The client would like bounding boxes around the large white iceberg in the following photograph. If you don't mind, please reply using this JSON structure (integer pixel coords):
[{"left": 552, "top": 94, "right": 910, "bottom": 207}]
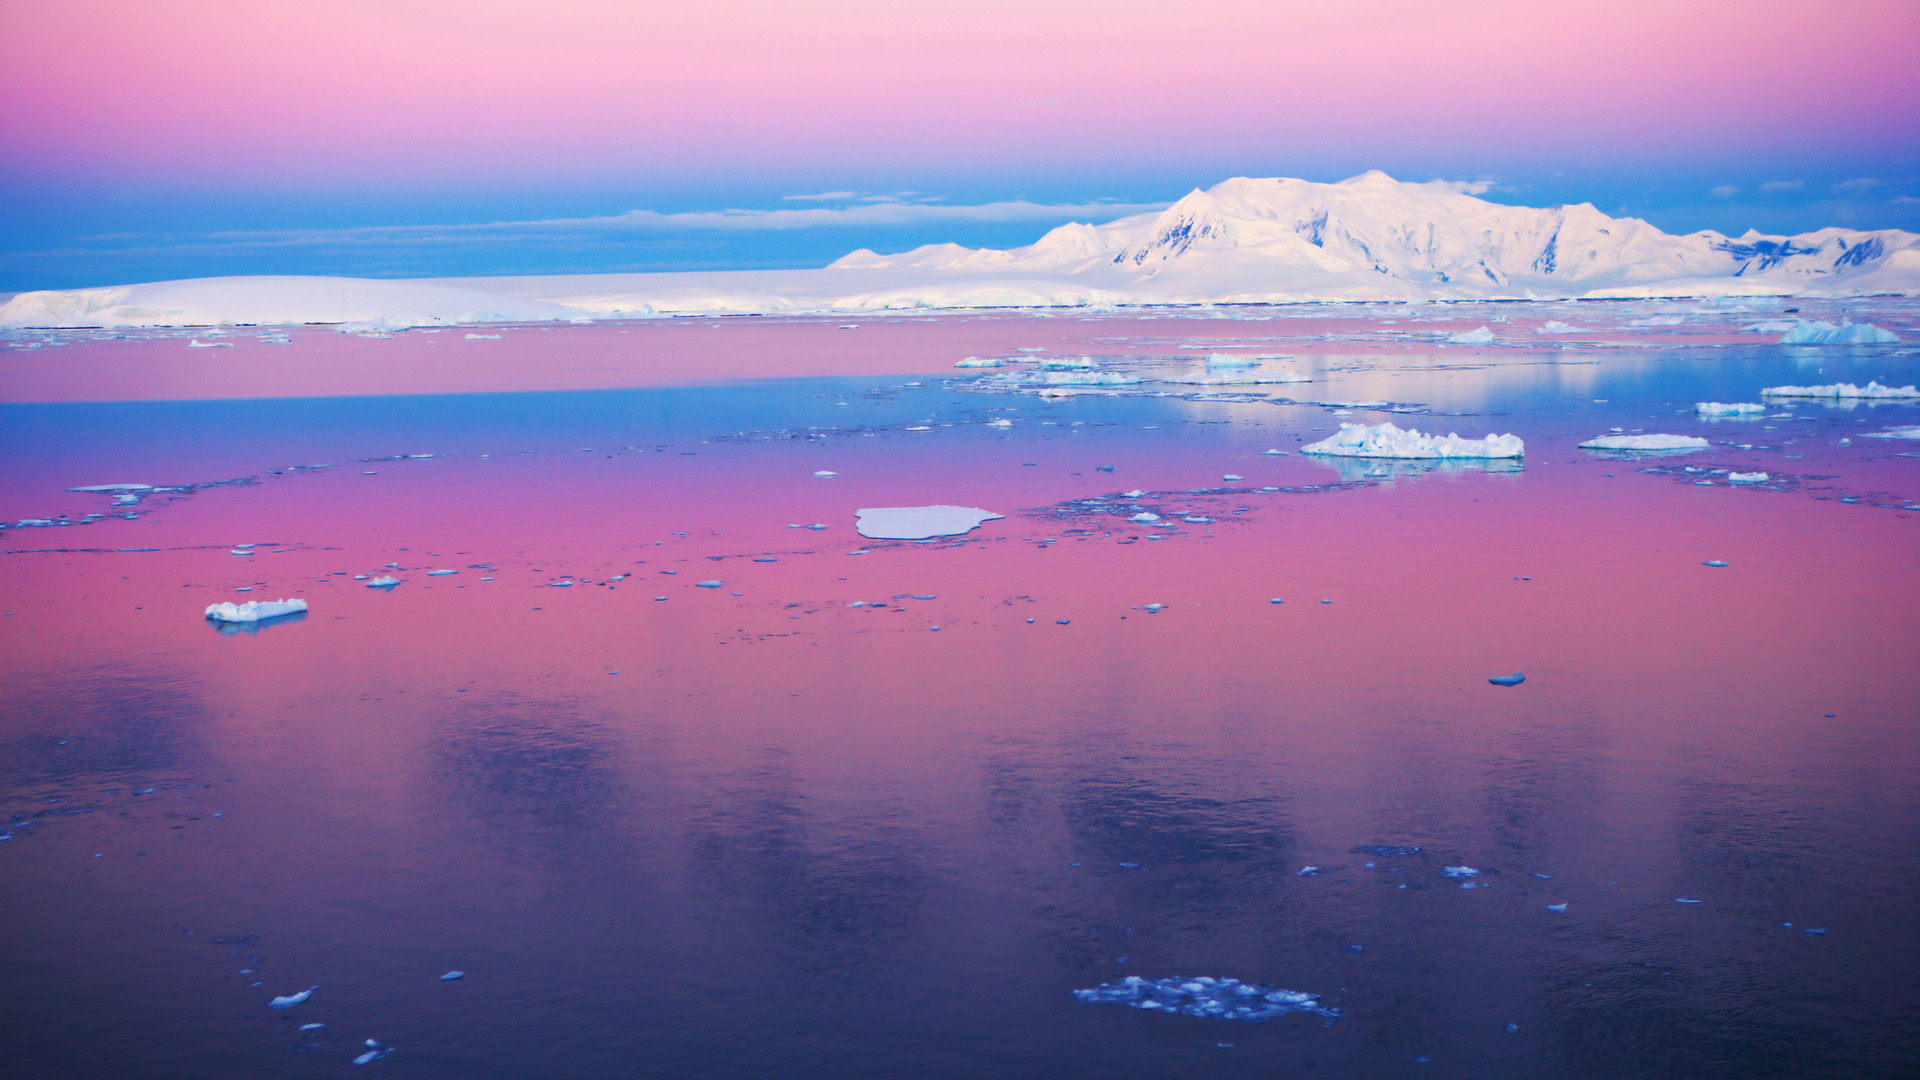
[
  {"left": 206, "top": 598, "right": 308, "bottom": 622},
  {"left": 1760, "top": 381, "right": 1920, "bottom": 399},
  {"left": 1578, "top": 434, "right": 1710, "bottom": 450},
  {"left": 1694, "top": 402, "right": 1767, "bottom": 416},
  {"left": 1776, "top": 319, "right": 1901, "bottom": 345},
  {"left": 855, "top": 505, "right": 1004, "bottom": 539},
  {"left": 1301, "top": 421, "right": 1523, "bottom": 459}
]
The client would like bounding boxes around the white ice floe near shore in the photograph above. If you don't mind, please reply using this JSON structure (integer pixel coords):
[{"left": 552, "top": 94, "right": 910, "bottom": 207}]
[
  {"left": 1760, "top": 381, "right": 1920, "bottom": 399},
  {"left": 7, "top": 173, "right": 1918, "bottom": 327},
  {"left": 1073, "top": 976, "right": 1338, "bottom": 1022},
  {"left": 1301, "top": 422, "right": 1523, "bottom": 459},
  {"left": 1775, "top": 319, "right": 1901, "bottom": 345},
  {"left": 1695, "top": 402, "right": 1767, "bottom": 416},
  {"left": 1579, "top": 433, "right": 1710, "bottom": 450},
  {"left": 205, "top": 599, "right": 308, "bottom": 623},
  {"left": 855, "top": 505, "right": 1004, "bottom": 539}
]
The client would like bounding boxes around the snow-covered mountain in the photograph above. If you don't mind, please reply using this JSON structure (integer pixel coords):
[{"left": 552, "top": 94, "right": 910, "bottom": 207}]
[
  {"left": 4, "top": 172, "right": 1916, "bottom": 327},
  {"left": 832, "top": 171, "right": 1920, "bottom": 301}
]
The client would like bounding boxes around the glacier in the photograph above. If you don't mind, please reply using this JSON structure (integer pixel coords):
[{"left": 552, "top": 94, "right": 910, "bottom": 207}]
[
  {"left": 1301, "top": 422, "right": 1524, "bottom": 459},
  {"left": 205, "top": 598, "right": 308, "bottom": 623},
  {"left": 5, "top": 172, "right": 1917, "bottom": 328},
  {"left": 854, "top": 505, "right": 1005, "bottom": 540}
]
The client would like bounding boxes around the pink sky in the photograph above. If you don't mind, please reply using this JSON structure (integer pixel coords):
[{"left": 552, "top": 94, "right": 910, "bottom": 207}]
[{"left": 5, "top": 0, "right": 1916, "bottom": 183}]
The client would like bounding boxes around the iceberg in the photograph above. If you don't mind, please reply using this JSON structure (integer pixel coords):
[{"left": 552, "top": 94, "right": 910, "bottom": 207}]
[
  {"left": 1760, "top": 381, "right": 1920, "bottom": 399},
  {"left": 1578, "top": 434, "right": 1710, "bottom": 450},
  {"left": 1446, "top": 326, "right": 1496, "bottom": 344},
  {"left": 1159, "top": 369, "right": 1309, "bottom": 385},
  {"left": 1301, "top": 422, "right": 1523, "bottom": 459},
  {"left": 855, "top": 505, "right": 1004, "bottom": 540},
  {"left": 1072, "top": 976, "right": 1338, "bottom": 1022},
  {"left": 1694, "top": 402, "right": 1767, "bottom": 416},
  {"left": 1535, "top": 320, "right": 1578, "bottom": 334},
  {"left": 1776, "top": 319, "right": 1901, "bottom": 345},
  {"left": 205, "top": 599, "right": 308, "bottom": 623},
  {"left": 366, "top": 575, "right": 401, "bottom": 588},
  {"left": 953, "top": 356, "right": 1005, "bottom": 368}
]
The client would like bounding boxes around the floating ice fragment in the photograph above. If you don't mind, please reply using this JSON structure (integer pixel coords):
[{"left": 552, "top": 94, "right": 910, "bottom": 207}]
[
  {"left": 1727, "top": 471, "right": 1768, "bottom": 483},
  {"left": 230, "top": 548, "right": 254, "bottom": 556},
  {"left": 441, "top": 970, "right": 464, "bottom": 980},
  {"left": 1040, "top": 355, "right": 1096, "bottom": 370},
  {"left": 1695, "top": 402, "right": 1766, "bottom": 416},
  {"left": 1775, "top": 319, "right": 1900, "bottom": 345},
  {"left": 300, "top": 1023, "right": 324, "bottom": 1032},
  {"left": 1073, "top": 976, "right": 1337, "bottom": 1022},
  {"left": 1223, "top": 474, "right": 1243, "bottom": 481},
  {"left": 1353, "top": 844, "right": 1420, "bottom": 857},
  {"left": 1761, "top": 381, "right": 1919, "bottom": 399},
  {"left": 1296, "top": 865, "right": 1321, "bottom": 876},
  {"left": 1864, "top": 425, "right": 1920, "bottom": 440},
  {"left": 1302, "top": 422, "right": 1522, "bottom": 459},
  {"left": 814, "top": 470, "right": 837, "bottom": 477},
  {"left": 68, "top": 483, "right": 152, "bottom": 492},
  {"left": 352, "top": 1048, "right": 387, "bottom": 1066},
  {"left": 1535, "top": 321, "right": 1577, "bottom": 334},
  {"left": 986, "top": 418, "right": 1013, "bottom": 428},
  {"left": 269, "top": 985, "right": 318, "bottom": 1009},
  {"left": 1144, "top": 603, "right": 1164, "bottom": 613},
  {"left": 1446, "top": 326, "right": 1495, "bottom": 344},
  {"left": 464, "top": 332, "right": 500, "bottom": 340},
  {"left": 1802, "top": 927, "right": 1826, "bottom": 935},
  {"left": 205, "top": 599, "right": 307, "bottom": 623},
  {"left": 365, "top": 575, "right": 400, "bottom": 588},
  {"left": 426, "top": 569, "right": 457, "bottom": 576},
  {"left": 1675, "top": 897, "right": 1702, "bottom": 904},
  {"left": 1703, "top": 560, "right": 1729, "bottom": 567},
  {"left": 1546, "top": 904, "right": 1568, "bottom": 912},
  {"left": 1441, "top": 866, "right": 1480, "bottom": 879},
  {"left": 1123, "top": 489, "right": 1146, "bottom": 498},
  {"left": 187, "top": 339, "right": 233, "bottom": 348},
  {"left": 955, "top": 356, "right": 1006, "bottom": 368},
  {"left": 1489, "top": 673, "right": 1525, "bottom": 686},
  {"left": 1578, "top": 434, "right": 1709, "bottom": 451},
  {"left": 854, "top": 505, "right": 1004, "bottom": 540},
  {"left": 695, "top": 580, "right": 722, "bottom": 588}
]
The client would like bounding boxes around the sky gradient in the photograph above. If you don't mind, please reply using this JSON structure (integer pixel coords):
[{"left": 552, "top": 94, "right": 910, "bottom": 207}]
[{"left": 3, "top": 0, "right": 1917, "bottom": 289}]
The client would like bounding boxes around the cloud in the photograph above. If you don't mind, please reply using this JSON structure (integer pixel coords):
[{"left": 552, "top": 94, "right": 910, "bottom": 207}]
[
  {"left": 1759, "top": 180, "right": 1803, "bottom": 193},
  {"left": 1832, "top": 177, "right": 1881, "bottom": 195},
  {"left": 1433, "top": 178, "right": 1496, "bottom": 195},
  {"left": 1709, "top": 184, "right": 1739, "bottom": 198},
  {"left": 781, "top": 191, "right": 860, "bottom": 202},
  {"left": 1892, "top": 195, "right": 1920, "bottom": 205}
]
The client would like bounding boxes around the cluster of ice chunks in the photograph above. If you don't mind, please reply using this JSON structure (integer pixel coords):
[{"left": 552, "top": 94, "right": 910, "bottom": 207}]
[{"left": 1073, "top": 976, "right": 1338, "bottom": 1022}]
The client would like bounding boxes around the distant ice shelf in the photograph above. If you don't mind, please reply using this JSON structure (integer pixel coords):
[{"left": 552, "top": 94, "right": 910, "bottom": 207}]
[
  {"left": 1301, "top": 421, "right": 1523, "bottom": 459},
  {"left": 205, "top": 599, "right": 307, "bottom": 623},
  {"left": 855, "top": 505, "right": 1005, "bottom": 539}
]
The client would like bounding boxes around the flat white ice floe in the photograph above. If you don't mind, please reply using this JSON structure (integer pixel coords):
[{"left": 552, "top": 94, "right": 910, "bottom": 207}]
[
  {"left": 1535, "top": 320, "right": 1578, "bottom": 334},
  {"left": 1301, "top": 421, "right": 1523, "bottom": 459},
  {"left": 1578, "top": 433, "right": 1710, "bottom": 451},
  {"left": 1864, "top": 425, "right": 1920, "bottom": 439},
  {"left": 205, "top": 599, "right": 308, "bottom": 623},
  {"left": 1159, "top": 369, "right": 1309, "bottom": 385},
  {"left": 1695, "top": 402, "right": 1767, "bottom": 416},
  {"left": 1033, "top": 370, "right": 1141, "bottom": 386},
  {"left": 954, "top": 356, "right": 1005, "bottom": 367},
  {"left": 855, "top": 505, "right": 1004, "bottom": 540},
  {"left": 268, "top": 985, "right": 318, "bottom": 1009},
  {"left": 365, "top": 575, "right": 401, "bottom": 588},
  {"left": 1776, "top": 319, "right": 1900, "bottom": 345},
  {"left": 1760, "top": 381, "right": 1920, "bottom": 399},
  {"left": 1074, "top": 976, "right": 1338, "bottom": 1022},
  {"left": 68, "top": 483, "right": 152, "bottom": 492},
  {"left": 1727, "top": 471, "right": 1769, "bottom": 483}
]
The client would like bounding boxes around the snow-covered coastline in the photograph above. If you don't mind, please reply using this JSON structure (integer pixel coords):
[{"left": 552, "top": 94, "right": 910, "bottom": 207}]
[{"left": 5, "top": 172, "right": 1917, "bottom": 329}]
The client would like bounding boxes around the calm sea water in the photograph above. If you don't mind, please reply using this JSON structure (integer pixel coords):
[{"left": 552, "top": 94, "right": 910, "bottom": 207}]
[{"left": 2, "top": 304, "right": 1917, "bottom": 1078}]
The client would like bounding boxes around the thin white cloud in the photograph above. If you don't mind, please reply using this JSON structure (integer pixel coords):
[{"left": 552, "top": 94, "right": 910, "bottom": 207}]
[
  {"left": 1434, "top": 179, "right": 1496, "bottom": 195},
  {"left": 1759, "top": 180, "right": 1803, "bottom": 193},
  {"left": 1709, "top": 184, "right": 1739, "bottom": 198},
  {"left": 1892, "top": 195, "right": 1920, "bottom": 205},
  {"left": 1832, "top": 177, "right": 1881, "bottom": 195},
  {"left": 781, "top": 191, "right": 860, "bottom": 202}
]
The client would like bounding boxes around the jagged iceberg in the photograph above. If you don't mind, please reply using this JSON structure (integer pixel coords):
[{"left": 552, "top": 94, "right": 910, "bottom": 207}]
[
  {"left": 1695, "top": 402, "right": 1767, "bottom": 416},
  {"left": 1579, "top": 434, "right": 1709, "bottom": 450},
  {"left": 1301, "top": 422, "right": 1523, "bottom": 459},
  {"left": 855, "top": 505, "right": 1004, "bottom": 539},
  {"left": 1446, "top": 326, "right": 1496, "bottom": 344},
  {"left": 205, "top": 599, "right": 308, "bottom": 623},
  {"left": 1761, "top": 381, "right": 1919, "bottom": 399},
  {"left": 1776, "top": 319, "right": 1900, "bottom": 345},
  {"left": 1073, "top": 976, "right": 1338, "bottom": 1022}
]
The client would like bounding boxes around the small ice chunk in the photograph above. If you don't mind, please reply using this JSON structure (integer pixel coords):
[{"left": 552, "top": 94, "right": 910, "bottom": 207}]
[
  {"left": 1703, "top": 560, "right": 1729, "bottom": 567},
  {"left": 366, "top": 575, "right": 400, "bottom": 588},
  {"left": 1073, "top": 975, "right": 1337, "bottom": 1022},
  {"left": 440, "top": 970, "right": 464, "bottom": 980},
  {"left": 352, "top": 1048, "right": 385, "bottom": 1066},
  {"left": 1535, "top": 320, "right": 1577, "bottom": 334},
  {"left": 1302, "top": 422, "right": 1522, "bottom": 459},
  {"left": 206, "top": 599, "right": 307, "bottom": 623},
  {"left": 1447, "top": 326, "right": 1495, "bottom": 344},
  {"left": 1441, "top": 866, "right": 1480, "bottom": 879},
  {"left": 230, "top": 548, "right": 254, "bottom": 556},
  {"left": 268, "top": 985, "right": 318, "bottom": 1009},
  {"left": 986, "top": 418, "right": 1013, "bottom": 428},
  {"left": 695, "top": 580, "right": 722, "bottom": 588},
  {"left": 1262, "top": 449, "right": 1288, "bottom": 455},
  {"left": 1223, "top": 474, "right": 1243, "bottom": 481},
  {"left": 1675, "top": 897, "right": 1703, "bottom": 904},
  {"left": 854, "top": 505, "right": 1004, "bottom": 540},
  {"left": 1546, "top": 903, "right": 1568, "bottom": 912},
  {"left": 1864, "top": 425, "right": 1920, "bottom": 440},
  {"left": 300, "top": 1023, "right": 325, "bottom": 1032},
  {"left": 1143, "top": 603, "right": 1163, "bottom": 612},
  {"left": 1296, "top": 865, "right": 1321, "bottom": 876},
  {"left": 1727, "top": 471, "right": 1768, "bottom": 483},
  {"left": 955, "top": 356, "right": 1006, "bottom": 368},
  {"left": 1489, "top": 673, "right": 1525, "bottom": 686},
  {"left": 464, "top": 332, "right": 501, "bottom": 340},
  {"left": 1695, "top": 402, "right": 1766, "bottom": 416},
  {"left": 1579, "top": 434, "right": 1709, "bottom": 451},
  {"left": 426, "top": 569, "right": 457, "bottom": 575},
  {"left": 814, "top": 470, "right": 837, "bottom": 477},
  {"left": 1040, "top": 355, "right": 1096, "bottom": 370},
  {"left": 68, "top": 484, "right": 152, "bottom": 492}
]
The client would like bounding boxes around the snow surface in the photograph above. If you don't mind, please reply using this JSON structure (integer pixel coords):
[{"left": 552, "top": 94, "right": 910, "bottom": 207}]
[
  {"left": 1301, "top": 422, "right": 1524, "bottom": 459},
  {"left": 7, "top": 173, "right": 1917, "bottom": 327},
  {"left": 1695, "top": 402, "right": 1767, "bottom": 416},
  {"left": 1760, "top": 381, "right": 1920, "bottom": 399},
  {"left": 854, "top": 505, "right": 1005, "bottom": 540},
  {"left": 1776, "top": 319, "right": 1901, "bottom": 345},
  {"left": 205, "top": 598, "right": 308, "bottom": 623},
  {"left": 1578, "top": 434, "right": 1710, "bottom": 450}
]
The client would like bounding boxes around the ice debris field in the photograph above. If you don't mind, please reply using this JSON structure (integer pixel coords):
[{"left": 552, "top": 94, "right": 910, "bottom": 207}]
[{"left": 1073, "top": 976, "right": 1340, "bottom": 1023}]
